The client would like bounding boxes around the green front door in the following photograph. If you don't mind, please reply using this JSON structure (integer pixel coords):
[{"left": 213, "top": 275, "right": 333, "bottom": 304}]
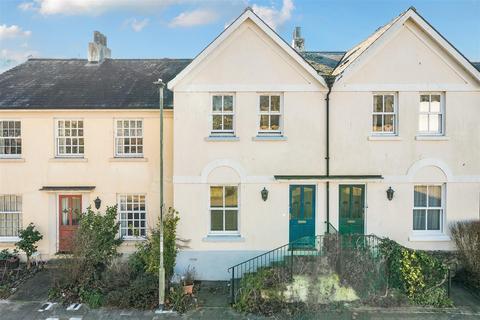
[
  {"left": 289, "top": 185, "right": 316, "bottom": 246},
  {"left": 339, "top": 185, "right": 365, "bottom": 235}
]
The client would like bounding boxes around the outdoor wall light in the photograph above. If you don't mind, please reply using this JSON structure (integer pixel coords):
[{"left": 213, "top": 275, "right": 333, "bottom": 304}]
[
  {"left": 94, "top": 196, "right": 102, "bottom": 209},
  {"left": 386, "top": 187, "right": 394, "bottom": 201},
  {"left": 261, "top": 187, "right": 269, "bottom": 201}
]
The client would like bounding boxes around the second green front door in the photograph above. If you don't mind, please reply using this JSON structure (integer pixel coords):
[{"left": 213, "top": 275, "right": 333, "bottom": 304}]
[{"left": 339, "top": 185, "right": 365, "bottom": 235}]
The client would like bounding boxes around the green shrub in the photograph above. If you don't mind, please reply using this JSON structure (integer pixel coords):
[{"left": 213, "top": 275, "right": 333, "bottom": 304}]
[
  {"left": 49, "top": 206, "right": 122, "bottom": 307},
  {"left": 0, "top": 249, "right": 18, "bottom": 260},
  {"left": 16, "top": 223, "right": 43, "bottom": 269},
  {"left": 234, "top": 268, "right": 290, "bottom": 315},
  {"left": 379, "top": 238, "right": 452, "bottom": 307},
  {"left": 132, "top": 207, "right": 183, "bottom": 284},
  {"left": 73, "top": 206, "right": 123, "bottom": 280},
  {"left": 102, "top": 262, "right": 158, "bottom": 310},
  {"left": 450, "top": 220, "right": 480, "bottom": 289}
]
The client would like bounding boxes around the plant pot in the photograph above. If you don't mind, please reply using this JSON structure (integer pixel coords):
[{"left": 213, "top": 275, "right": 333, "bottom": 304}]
[{"left": 183, "top": 284, "right": 194, "bottom": 295}]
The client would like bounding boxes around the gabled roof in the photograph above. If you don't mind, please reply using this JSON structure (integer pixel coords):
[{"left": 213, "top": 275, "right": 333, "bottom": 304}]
[
  {"left": 332, "top": 7, "right": 480, "bottom": 83},
  {"left": 473, "top": 62, "right": 480, "bottom": 71},
  {"left": 0, "top": 58, "right": 190, "bottom": 109},
  {"left": 168, "top": 8, "right": 328, "bottom": 90}
]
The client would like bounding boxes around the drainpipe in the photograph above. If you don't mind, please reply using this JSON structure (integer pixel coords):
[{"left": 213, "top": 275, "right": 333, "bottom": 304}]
[{"left": 324, "top": 76, "right": 335, "bottom": 234}]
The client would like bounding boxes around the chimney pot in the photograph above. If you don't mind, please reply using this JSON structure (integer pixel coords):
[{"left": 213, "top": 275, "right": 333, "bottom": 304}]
[{"left": 88, "top": 31, "right": 111, "bottom": 63}]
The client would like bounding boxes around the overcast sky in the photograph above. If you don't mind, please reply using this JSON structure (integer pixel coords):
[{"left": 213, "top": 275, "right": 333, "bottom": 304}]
[{"left": 1, "top": 0, "right": 479, "bottom": 72}]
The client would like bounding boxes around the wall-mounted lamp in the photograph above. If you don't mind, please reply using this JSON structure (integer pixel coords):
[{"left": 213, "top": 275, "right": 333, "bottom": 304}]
[
  {"left": 94, "top": 196, "right": 102, "bottom": 210},
  {"left": 261, "top": 187, "right": 269, "bottom": 201},
  {"left": 386, "top": 187, "right": 394, "bottom": 201}
]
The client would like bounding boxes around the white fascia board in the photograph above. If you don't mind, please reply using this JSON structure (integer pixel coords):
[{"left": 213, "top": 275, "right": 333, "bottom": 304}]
[
  {"left": 336, "top": 8, "right": 480, "bottom": 85},
  {"left": 167, "top": 10, "right": 327, "bottom": 90}
]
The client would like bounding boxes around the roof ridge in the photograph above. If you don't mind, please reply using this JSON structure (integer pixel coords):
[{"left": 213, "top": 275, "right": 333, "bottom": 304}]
[{"left": 28, "top": 58, "right": 192, "bottom": 61}]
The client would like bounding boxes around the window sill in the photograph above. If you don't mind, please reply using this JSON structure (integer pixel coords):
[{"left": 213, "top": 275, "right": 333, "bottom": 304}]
[
  {"left": 0, "top": 237, "right": 20, "bottom": 243},
  {"left": 49, "top": 157, "right": 87, "bottom": 162},
  {"left": 122, "top": 236, "right": 147, "bottom": 241},
  {"left": 109, "top": 157, "right": 148, "bottom": 162},
  {"left": 202, "top": 234, "right": 245, "bottom": 242},
  {"left": 0, "top": 157, "right": 25, "bottom": 162},
  {"left": 415, "top": 136, "right": 449, "bottom": 141},
  {"left": 368, "top": 136, "right": 401, "bottom": 141},
  {"left": 408, "top": 234, "right": 450, "bottom": 242},
  {"left": 204, "top": 136, "right": 240, "bottom": 142},
  {"left": 252, "top": 135, "right": 287, "bottom": 141}
]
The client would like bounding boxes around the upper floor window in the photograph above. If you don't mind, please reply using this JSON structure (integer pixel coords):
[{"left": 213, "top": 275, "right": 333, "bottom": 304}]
[
  {"left": 210, "top": 186, "right": 238, "bottom": 233},
  {"left": 0, "top": 121, "right": 21, "bottom": 158},
  {"left": 118, "top": 194, "right": 146, "bottom": 238},
  {"left": 372, "top": 93, "right": 396, "bottom": 135},
  {"left": 56, "top": 119, "right": 84, "bottom": 157},
  {"left": 0, "top": 195, "right": 22, "bottom": 237},
  {"left": 258, "top": 94, "right": 282, "bottom": 135},
  {"left": 419, "top": 94, "right": 444, "bottom": 135},
  {"left": 413, "top": 185, "right": 443, "bottom": 232},
  {"left": 211, "top": 95, "right": 234, "bottom": 135},
  {"left": 115, "top": 119, "right": 143, "bottom": 157}
]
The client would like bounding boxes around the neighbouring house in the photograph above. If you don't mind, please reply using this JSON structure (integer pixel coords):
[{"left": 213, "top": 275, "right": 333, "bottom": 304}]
[{"left": 0, "top": 7, "right": 479, "bottom": 280}]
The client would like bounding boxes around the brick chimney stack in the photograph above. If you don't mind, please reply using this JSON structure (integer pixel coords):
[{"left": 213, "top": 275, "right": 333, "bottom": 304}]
[
  {"left": 292, "top": 26, "right": 305, "bottom": 52},
  {"left": 88, "top": 31, "right": 111, "bottom": 63}
]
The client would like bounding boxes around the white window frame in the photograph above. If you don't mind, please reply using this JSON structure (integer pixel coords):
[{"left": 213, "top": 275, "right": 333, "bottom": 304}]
[
  {"left": 412, "top": 184, "right": 445, "bottom": 234},
  {"left": 208, "top": 185, "right": 240, "bottom": 235},
  {"left": 0, "top": 120, "right": 22, "bottom": 158},
  {"left": 114, "top": 119, "right": 144, "bottom": 158},
  {"left": 418, "top": 93, "right": 445, "bottom": 136},
  {"left": 372, "top": 93, "right": 397, "bottom": 135},
  {"left": 0, "top": 195, "right": 22, "bottom": 239},
  {"left": 210, "top": 94, "right": 235, "bottom": 136},
  {"left": 55, "top": 119, "right": 84, "bottom": 158},
  {"left": 117, "top": 194, "right": 147, "bottom": 239},
  {"left": 257, "top": 93, "right": 283, "bottom": 136}
]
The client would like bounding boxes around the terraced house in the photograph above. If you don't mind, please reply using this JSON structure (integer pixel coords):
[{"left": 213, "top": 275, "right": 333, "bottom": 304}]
[{"left": 0, "top": 7, "right": 479, "bottom": 280}]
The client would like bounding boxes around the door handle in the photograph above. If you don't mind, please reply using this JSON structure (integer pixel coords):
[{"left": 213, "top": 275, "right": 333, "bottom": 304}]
[
  {"left": 347, "top": 220, "right": 355, "bottom": 224},
  {"left": 298, "top": 220, "right": 307, "bottom": 224}
]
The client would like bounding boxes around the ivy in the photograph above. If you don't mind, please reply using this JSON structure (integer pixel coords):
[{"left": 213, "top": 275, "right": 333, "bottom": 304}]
[{"left": 379, "top": 238, "right": 452, "bottom": 307}]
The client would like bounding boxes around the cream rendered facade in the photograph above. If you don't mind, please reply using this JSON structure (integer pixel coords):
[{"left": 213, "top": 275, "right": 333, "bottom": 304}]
[
  {"left": 170, "top": 9, "right": 480, "bottom": 279},
  {"left": 1, "top": 8, "right": 479, "bottom": 281},
  {"left": 0, "top": 109, "right": 173, "bottom": 256}
]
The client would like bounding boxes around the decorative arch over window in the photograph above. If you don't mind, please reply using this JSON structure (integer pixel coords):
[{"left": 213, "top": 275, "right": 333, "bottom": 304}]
[
  {"left": 406, "top": 158, "right": 452, "bottom": 182},
  {"left": 200, "top": 159, "right": 246, "bottom": 184}
]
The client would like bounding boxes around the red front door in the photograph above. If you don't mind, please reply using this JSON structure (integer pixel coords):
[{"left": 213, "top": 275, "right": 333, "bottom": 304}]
[{"left": 59, "top": 195, "right": 82, "bottom": 252}]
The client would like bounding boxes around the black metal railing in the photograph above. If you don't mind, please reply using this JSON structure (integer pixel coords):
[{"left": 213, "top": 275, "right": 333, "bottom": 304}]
[
  {"left": 227, "top": 233, "right": 383, "bottom": 304},
  {"left": 324, "top": 221, "right": 338, "bottom": 234}
]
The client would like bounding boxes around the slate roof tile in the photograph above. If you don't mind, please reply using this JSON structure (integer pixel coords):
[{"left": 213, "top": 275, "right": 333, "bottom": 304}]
[{"left": 0, "top": 58, "right": 191, "bottom": 109}]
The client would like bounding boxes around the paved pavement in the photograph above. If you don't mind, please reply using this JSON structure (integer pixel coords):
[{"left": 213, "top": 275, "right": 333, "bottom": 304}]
[{"left": 1, "top": 300, "right": 480, "bottom": 320}]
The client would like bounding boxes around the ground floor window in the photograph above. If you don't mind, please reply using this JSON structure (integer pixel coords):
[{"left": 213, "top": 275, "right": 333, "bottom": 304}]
[
  {"left": 118, "top": 194, "right": 146, "bottom": 238},
  {"left": 210, "top": 186, "right": 238, "bottom": 232},
  {"left": 413, "top": 185, "right": 443, "bottom": 231},
  {"left": 0, "top": 195, "right": 21, "bottom": 237}
]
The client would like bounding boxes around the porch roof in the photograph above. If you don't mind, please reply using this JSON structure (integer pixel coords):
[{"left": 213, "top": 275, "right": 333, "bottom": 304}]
[
  {"left": 39, "top": 186, "right": 96, "bottom": 191},
  {"left": 274, "top": 175, "right": 383, "bottom": 180}
]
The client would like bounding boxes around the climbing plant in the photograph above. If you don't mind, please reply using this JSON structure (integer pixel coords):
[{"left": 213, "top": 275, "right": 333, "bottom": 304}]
[{"left": 379, "top": 238, "right": 452, "bottom": 307}]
